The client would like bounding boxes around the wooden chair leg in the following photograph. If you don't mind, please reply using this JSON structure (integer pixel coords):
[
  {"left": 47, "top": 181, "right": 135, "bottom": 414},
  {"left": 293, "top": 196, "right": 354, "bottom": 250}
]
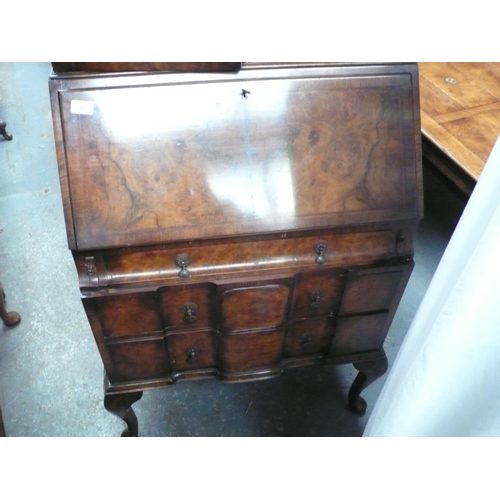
[
  {"left": 0, "top": 282, "right": 21, "bottom": 327},
  {"left": 0, "top": 120, "right": 13, "bottom": 141},
  {"left": 0, "top": 405, "right": 5, "bottom": 437}
]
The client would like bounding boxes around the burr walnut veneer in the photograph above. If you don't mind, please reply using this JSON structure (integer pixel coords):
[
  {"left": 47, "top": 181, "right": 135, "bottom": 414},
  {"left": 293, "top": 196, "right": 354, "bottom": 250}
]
[{"left": 49, "top": 63, "right": 422, "bottom": 436}]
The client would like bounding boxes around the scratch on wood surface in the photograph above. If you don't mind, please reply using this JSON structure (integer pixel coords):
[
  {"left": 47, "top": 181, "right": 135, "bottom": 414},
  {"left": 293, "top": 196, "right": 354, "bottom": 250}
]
[{"left": 245, "top": 401, "right": 253, "bottom": 414}]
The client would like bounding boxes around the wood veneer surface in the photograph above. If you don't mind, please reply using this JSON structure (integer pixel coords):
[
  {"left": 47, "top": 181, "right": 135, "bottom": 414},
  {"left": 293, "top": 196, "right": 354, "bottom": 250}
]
[{"left": 419, "top": 62, "right": 500, "bottom": 182}]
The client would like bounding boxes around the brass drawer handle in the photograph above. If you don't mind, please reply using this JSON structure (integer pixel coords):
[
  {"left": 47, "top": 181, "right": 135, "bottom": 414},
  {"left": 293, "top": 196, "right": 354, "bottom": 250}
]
[
  {"left": 181, "top": 302, "right": 198, "bottom": 324},
  {"left": 309, "top": 289, "right": 325, "bottom": 309},
  {"left": 175, "top": 253, "right": 192, "bottom": 279},
  {"left": 314, "top": 241, "right": 327, "bottom": 265},
  {"left": 85, "top": 256, "right": 96, "bottom": 276},
  {"left": 185, "top": 347, "right": 199, "bottom": 364},
  {"left": 301, "top": 334, "right": 315, "bottom": 349}
]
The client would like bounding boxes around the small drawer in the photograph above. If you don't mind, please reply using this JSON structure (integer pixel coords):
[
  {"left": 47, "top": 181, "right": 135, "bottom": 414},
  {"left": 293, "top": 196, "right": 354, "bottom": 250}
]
[
  {"left": 291, "top": 269, "right": 346, "bottom": 319},
  {"left": 220, "top": 328, "right": 284, "bottom": 373},
  {"left": 220, "top": 284, "right": 290, "bottom": 332},
  {"left": 284, "top": 317, "right": 334, "bottom": 357},
  {"left": 166, "top": 328, "right": 216, "bottom": 372},
  {"left": 106, "top": 339, "right": 170, "bottom": 383},
  {"left": 329, "top": 312, "right": 389, "bottom": 356},
  {"left": 159, "top": 283, "right": 215, "bottom": 328},
  {"left": 338, "top": 266, "right": 407, "bottom": 315},
  {"left": 88, "top": 293, "right": 163, "bottom": 338}
]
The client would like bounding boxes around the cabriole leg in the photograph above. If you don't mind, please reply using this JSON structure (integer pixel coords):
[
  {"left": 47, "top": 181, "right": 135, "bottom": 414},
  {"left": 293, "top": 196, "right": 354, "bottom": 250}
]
[
  {"left": 347, "top": 351, "right": 388, "bottom": 415},
  {"left": 104, "top": 391, "right": 143, "bottom": 437}
]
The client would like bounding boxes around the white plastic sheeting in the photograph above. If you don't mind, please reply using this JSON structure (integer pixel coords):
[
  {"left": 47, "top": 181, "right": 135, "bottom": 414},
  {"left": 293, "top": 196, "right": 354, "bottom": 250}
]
[{"left": 364, "top": 134, "right": 500, "bottom": 436}]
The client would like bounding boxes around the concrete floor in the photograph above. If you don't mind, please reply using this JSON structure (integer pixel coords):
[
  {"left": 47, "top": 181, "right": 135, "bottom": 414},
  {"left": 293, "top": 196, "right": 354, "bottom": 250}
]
[{"left": 0, "top": 62, "right": 466, "bottom": 437}]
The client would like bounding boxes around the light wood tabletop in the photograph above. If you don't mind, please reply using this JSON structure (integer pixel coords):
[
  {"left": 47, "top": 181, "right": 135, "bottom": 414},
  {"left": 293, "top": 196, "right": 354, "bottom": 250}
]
[{"left": 419, "top": 62, "right": 500, "bottom": 196}]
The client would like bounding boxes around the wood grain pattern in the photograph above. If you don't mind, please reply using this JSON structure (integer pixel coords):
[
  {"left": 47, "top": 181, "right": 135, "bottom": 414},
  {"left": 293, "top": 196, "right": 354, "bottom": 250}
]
[
  {"left": 75, "top": 228, "right": 405, "bottom": 291},
  {"left": 284, "top": 316, "right": 334, "bottom": 356},
  {"left": 290, "top": 268, "right": 346, "bottom": 319},
  {"left": 339, "top": 266, "right": 405, "bottom": 315},
  {"left": 106, "top": 339, "right": 170, "bottom": 383},
  {"left": 81, "top": 260, "right": 413, "bottom": 385},
  {"left": 166, "top": 329, "right": 217, "bottom": 372},
  {"left": 159, "top": 283, "right": 215, "bottom": 328},
  {"left": 330, "top": 312, "right": 389, "bottom": 355},
  {"left": 52, "top": 65, "right": 420, "bottom": 250},
  {"left": 220, "top": 328, "right": 285, "bottom": 373},
  {"left": 220, "top": 284, "right": 290, "bottom": 332},
  {"left": 419, "top": 62, "right": 500, "bottom": 184},
  {"left": 49, "top": 63, "right": 422, "bottom": 432}
]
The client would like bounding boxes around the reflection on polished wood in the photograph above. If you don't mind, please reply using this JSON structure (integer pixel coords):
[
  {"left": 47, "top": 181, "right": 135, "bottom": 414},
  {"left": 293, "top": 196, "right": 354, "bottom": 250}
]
[
  {"left": 57, "top": 69, "right": 420, "bottom": 250},
  {"left": 419, "top": 62, "right": 500, "bottom": 196},
  {"left": 50, "top": 63, "right": 423, "bottom": 435}
]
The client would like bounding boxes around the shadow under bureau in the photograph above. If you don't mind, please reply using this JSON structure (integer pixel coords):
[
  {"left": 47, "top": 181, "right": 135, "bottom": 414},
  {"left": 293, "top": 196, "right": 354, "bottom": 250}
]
[{"left": 49, "top": 62, "right": 423, "bottom": 436}]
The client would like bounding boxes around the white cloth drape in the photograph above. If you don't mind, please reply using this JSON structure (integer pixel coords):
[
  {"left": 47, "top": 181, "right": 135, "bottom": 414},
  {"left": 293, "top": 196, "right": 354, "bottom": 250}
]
[{"left": 364, "top": 134, "right": 500, "bottom": 436}]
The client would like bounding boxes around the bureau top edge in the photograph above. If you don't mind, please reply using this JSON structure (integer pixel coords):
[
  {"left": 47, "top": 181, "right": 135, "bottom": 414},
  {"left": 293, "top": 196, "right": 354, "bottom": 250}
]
[{"left": 49, "top": 62, "right": 418, "bottom": 84}]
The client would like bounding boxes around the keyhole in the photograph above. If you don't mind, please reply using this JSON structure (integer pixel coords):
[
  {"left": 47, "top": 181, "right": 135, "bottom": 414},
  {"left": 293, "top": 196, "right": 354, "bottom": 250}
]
[{"left": 241, "top": 89, "right": 251, "bottom": 98}]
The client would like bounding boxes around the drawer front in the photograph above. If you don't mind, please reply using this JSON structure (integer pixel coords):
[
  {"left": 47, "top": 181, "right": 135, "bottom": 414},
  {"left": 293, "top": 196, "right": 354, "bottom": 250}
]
[
  {"left": 88, "top": 293, "right": 163, "bottom": 338},
  {"left": 159, "top": 283, "right": 215, "bottom": 329},
  {"left": 83, "top": 260, "right": 414, "bottom": 383},
  {"left": 284, "top": 317, "right": 334, "bottom": 357},
  {"left": 329, "top": 312, "right": 389, "bottom": 356},
  {"left": 220, "top": 329, "right": 284, "bottom": 373},
  {"left": 78, "top": 229, "right": 403, "bottom": 290},
  {"left": 106, "top": 339, "right": 170, "bottom": 383},
  {"left": 291, "top": 269, "right": 346, "bottom": 319},
  {"left": 220, "top": 284, "right": 290, "bottom": 332},
  {"left": 339, "top": 265, "right": 410, "bottom": 315},
  {"left": 166, "top": 329, "right": 216, "bottom": 372}
]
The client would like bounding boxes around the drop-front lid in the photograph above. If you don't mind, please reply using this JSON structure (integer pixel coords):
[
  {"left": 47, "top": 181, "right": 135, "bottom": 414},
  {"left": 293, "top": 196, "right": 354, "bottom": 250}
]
[{"left": 50, "top": 63, "right": 422, "bottom": 250}]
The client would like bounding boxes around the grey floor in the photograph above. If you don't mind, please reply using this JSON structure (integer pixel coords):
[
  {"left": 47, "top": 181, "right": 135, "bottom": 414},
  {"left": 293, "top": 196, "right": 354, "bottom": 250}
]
[{"left": 0, "top": 62, "right": 466, "bottom": 437}]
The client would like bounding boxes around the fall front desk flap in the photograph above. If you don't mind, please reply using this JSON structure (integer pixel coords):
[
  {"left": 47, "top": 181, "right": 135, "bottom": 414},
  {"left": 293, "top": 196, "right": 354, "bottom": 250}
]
[{"left": 50, "top": 64, "right": 422, "bottom": 251}]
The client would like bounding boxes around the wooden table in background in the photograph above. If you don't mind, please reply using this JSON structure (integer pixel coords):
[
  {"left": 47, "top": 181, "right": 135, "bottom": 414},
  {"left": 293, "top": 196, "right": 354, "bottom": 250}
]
[{"left": 419, "top": 62, "right": 500, "bottom": 197}]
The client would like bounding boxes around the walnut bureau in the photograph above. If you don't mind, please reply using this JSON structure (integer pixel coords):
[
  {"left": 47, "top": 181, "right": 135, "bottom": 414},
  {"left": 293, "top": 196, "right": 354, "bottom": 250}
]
[{"left": 49, "top": 62, "right": 423, "bottom": 436}]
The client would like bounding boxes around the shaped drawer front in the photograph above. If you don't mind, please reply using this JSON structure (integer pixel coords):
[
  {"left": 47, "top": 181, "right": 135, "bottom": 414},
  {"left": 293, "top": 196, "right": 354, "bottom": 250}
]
[
  {"left": 284, "top": 317, "right": 334, "bottom": 357},
  {"left": 291, "top": 269, "right": 346, "bottom": 319},
  {"left": 88, "top": 293, "right": 163, "bottom": 338},
  {"left": 329, "top": 312, "right": 389, "bottom": 356},
  {"left": 220, "top": 329, "right": 284, "bottom": 373},
  {"left": 220, "top": 284, "right": 290, "bottom": 332},
  {"left": 159, "top": 283, "right": 215, "bottom": 329},
  {"left": 106, "top": 339, "right": 169, "bottom": 383},
  {"left": 338, "top": 265, "right": 409, "bottom": 315},
  {"left": 166, "top": 329, "right": 216, "bottom": 372}
]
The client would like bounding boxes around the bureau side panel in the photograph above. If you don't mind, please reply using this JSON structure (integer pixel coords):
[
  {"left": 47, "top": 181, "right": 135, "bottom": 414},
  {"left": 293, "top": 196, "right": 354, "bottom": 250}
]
[{"left": 49, "top": 80, "right": 77, "bottom": 249}]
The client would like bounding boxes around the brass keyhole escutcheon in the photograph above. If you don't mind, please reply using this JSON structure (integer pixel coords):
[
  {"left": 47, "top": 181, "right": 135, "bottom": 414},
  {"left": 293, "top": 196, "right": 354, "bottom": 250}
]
[{"left": 185, "top": 347, "right": 199, "bottom": 363}]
